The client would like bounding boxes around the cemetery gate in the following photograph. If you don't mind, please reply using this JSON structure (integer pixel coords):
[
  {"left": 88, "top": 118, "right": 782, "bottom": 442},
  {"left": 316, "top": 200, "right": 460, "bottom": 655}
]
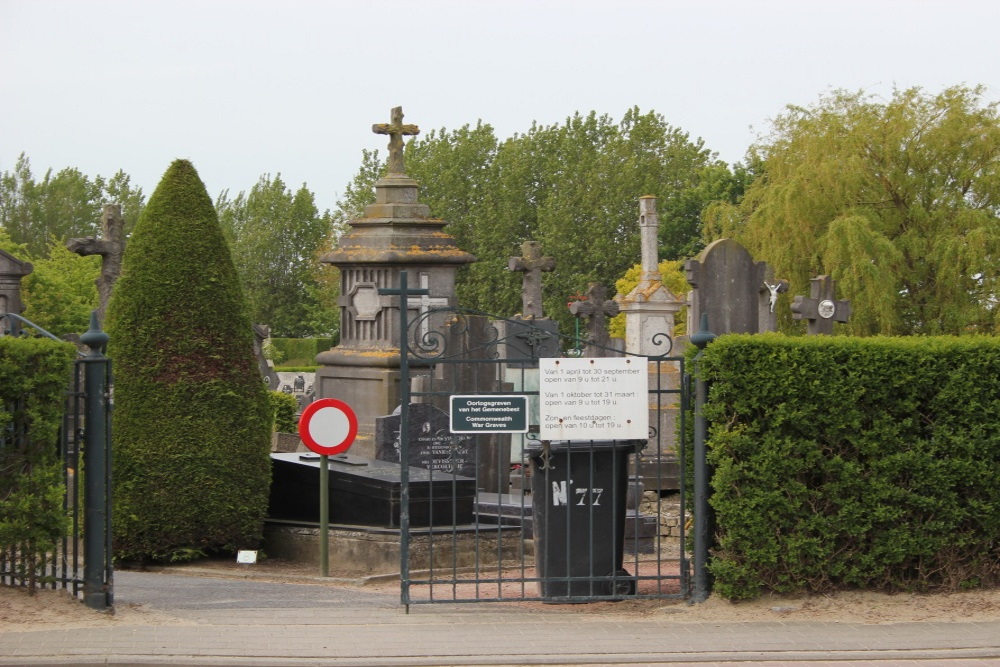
[
  {"left": 390, "top": 277, "right": 693, "bottom": 606},
  {"left": 0, "top": 313, "right": 113, "bottom": 610}
]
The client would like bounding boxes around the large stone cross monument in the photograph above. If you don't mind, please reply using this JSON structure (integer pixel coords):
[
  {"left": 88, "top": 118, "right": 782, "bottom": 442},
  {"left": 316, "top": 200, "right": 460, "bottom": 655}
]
[
  {"left": 791, "top": 275, "right": 851, "bottom": 335},
  {"left": 316, "top": 107, "right": 476, "bottom": 456},
  {"left": 67, "top": 204, "right": 125, "bottom": 323},
  {"left": 615, "top": 196, "right": 684, "bottom": 356},
  {"left": 508, "top": 240, "right": 555, "bottom": 321},
  {"left": 569, "top": 283, "right": 620, "bottom": 357}
]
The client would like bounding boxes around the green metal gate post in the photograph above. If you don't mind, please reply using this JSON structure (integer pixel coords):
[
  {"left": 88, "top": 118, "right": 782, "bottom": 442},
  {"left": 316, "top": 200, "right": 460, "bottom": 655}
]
[
  {"left": 377, "top": 271, "right": 427, "bottom": 610},
  {"left": 690, "top": 313, "right": 716, "bottom": 603},
  {"left": 80, "top": 312, "right": 112, "bottom": 610}
]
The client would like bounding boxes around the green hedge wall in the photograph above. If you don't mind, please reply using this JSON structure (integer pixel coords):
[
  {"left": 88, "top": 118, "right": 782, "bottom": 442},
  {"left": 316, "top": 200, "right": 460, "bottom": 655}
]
[
  {"left": 268, "top": 391, "right": 299, "bottom": 433},
  {"left": 700, "top": 334, "right": 1000, "bottom": 599},
  {"left": 269, "top": 337, "right": 333, "bottom": 367},
  {"left": 0, "top": 337, "right": 76, "bottom": 584}
]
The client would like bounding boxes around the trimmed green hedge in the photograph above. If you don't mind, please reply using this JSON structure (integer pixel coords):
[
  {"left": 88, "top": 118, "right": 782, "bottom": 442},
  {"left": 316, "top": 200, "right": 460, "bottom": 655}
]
[
  {"left": 106, "top": 160, "right": 272, "bottom": 562},
  {"left": 0, "top": 337, "right": 76, "bottom": 587},
  {"left": 700, "top": 334, "right": 1000, "bottom": 599},
  {"left": 269, "top": 337, "right": 333, "bottom": 367},
  {"left": 269, "top": 391, "right": 299, "bottom": 433}
]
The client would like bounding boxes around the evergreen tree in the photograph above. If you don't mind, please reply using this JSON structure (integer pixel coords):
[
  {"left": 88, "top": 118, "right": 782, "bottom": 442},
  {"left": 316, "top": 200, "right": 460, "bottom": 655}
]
[{"left": 106, "top": 160, "right": 271, "bottom": 562}]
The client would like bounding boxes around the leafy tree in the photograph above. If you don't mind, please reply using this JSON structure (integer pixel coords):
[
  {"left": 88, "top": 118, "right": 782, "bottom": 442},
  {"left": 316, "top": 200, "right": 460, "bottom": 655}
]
[
  {"left": 707, "top": 86, "right": 1000, "bottom": 335},
  {"left": 106, "top": 159, "right": 272, "bottom": 562},
  {"left": 336, "top": 109, "right": 738, "bottom": 335},
  {"left": 21, "top": 239, "right": 100, "bottom": 336},
  {"left": 0, "top": 153, "right": 145, "bottom": 258},
  {"left": 217, "top": 175, "right": 340, "bottom": 337}
]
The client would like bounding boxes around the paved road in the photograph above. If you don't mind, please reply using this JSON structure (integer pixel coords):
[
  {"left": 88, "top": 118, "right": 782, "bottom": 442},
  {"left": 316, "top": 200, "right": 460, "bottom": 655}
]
[{"left": 1, "top": 570, "right": 999, "bottom": 666}]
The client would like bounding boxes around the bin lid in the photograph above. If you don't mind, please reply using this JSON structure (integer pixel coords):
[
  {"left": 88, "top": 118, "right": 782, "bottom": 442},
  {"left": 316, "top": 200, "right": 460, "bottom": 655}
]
[{"left": 524, "top": 439, "right": 644, "bottom": 454}]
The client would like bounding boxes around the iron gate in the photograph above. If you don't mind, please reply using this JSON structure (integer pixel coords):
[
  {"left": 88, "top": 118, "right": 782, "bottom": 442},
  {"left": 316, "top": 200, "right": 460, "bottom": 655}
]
[
  {"left": 390, "top": 278, "right": 691, "bottom": 606},
  {"left": 0, "top": 313, "right": 113, "bottom": 609}
]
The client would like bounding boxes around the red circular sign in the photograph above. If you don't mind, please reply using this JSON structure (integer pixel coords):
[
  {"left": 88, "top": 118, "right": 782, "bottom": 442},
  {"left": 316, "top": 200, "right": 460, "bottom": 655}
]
[{"left": 298, "top": 399, "right": 358, "bottom": 456}]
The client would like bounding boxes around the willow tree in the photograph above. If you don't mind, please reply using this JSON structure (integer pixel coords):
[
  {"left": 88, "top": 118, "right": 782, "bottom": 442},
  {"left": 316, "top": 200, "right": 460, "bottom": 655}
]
[
  {"left": 706, "top": 86, "right": 1000, "bottom": 335},
  {"left": 106, "top": 160, "right": 271, "bottom": 562}
]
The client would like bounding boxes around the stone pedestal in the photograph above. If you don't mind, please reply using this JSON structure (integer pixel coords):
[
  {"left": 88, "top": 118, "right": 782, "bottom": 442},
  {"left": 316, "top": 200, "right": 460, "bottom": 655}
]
[{"left": 316, "top": 163, "right": 475, "bottom": 449}]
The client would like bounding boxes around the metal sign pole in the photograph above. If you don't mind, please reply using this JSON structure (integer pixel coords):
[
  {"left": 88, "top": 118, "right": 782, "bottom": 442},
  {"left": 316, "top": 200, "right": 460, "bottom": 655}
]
[{"left": 320, "top": 454, "right": 329, "bottom": 577}]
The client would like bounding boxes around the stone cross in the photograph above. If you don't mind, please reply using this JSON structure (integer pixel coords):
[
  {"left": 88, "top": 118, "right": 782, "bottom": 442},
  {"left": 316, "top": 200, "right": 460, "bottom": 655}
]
[
  {"left": 569, "top": 283, "right": 620, "bottom": 357},
  {"left": 372, "top": 106, "right": 420, "bottom": 176},
  {"left": 67, "top": 203, "right": 125, "bottom": 324},
  {"left": 406, "top": 272, "right": 450, "bottom": 339},
  {"left": 791, "top": 275, "right": 851, "bottom": 335},
  {"left": 508, "top": 240, "right": 555, "bottom": 319}
]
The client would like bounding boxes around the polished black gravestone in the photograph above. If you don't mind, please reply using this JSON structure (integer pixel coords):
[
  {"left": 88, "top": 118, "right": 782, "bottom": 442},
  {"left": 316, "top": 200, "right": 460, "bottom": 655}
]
[
  {"left": 269, "top": 452, "right": 475, "bottom": 528},
  {"left": 375, "top": 403, "right": 476, "bottom": 478}
]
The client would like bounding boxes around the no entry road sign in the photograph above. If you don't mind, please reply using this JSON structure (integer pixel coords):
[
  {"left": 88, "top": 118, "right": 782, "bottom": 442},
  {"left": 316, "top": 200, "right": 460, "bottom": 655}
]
[{"left": 298, "top": 398, "right": 358, "bottom": 456}]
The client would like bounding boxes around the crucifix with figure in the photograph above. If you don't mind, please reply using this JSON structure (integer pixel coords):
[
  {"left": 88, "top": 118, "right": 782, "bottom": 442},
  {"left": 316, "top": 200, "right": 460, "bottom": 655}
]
[
  {"left": 67, "top": 204, "right": 125, "bottom": 324},
  {"left": 569, "top": 283, "right": 620, "bottom": 357},
  {"left": 508, "top": 240, "right": 555, "bottom": 320},
  {"left": 372, "top": 106, "right": 420, "bottom": 176},
  {"left": 791, "top": 275, "right": 851, "bottom": 335}
]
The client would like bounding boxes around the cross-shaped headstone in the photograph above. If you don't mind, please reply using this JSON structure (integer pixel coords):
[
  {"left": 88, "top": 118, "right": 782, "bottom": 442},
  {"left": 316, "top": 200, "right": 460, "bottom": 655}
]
[
  {"left": 791, "top": 275, "right": 851, "bottom": 335},
  {"left": 508, "top": 240, "right": 555, "bottom": 320},
  {"left": 568, "top": 283, "right": 620, "bottom": 357},
  {"left": 67, "top": 204, "right": 125, "bottom": 324},
  {"left": 406, "top": 273, "right": 450, "bottom": 339},
  {"left": 372, "top": 106, "right": 420, "bottom": 176}
]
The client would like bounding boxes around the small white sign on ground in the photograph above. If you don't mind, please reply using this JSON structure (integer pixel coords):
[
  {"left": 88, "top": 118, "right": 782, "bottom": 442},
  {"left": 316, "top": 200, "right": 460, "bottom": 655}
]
[{"left": 539, "top": 357, "right": 648, "bottom": 440}]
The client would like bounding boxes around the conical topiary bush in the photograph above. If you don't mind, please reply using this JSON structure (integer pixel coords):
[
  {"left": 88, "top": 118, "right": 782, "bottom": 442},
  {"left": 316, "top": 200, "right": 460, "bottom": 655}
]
[{"left": 106, "top": 159, "right": 271, "bottom": 562}]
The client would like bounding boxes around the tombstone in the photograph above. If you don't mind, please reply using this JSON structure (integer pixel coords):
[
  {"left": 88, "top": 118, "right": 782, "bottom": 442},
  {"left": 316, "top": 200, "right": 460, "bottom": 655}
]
[
  {"left": 615, "top": 196, "right": 685, "bottom": 357},
  {"left": 67, "top": 203, "right": 125, "bottom": 324},
  {"left": 316, "top": 107, "right": 476, "bottom": 457},
  {"left": 269, "top": 452, "right": 476, "bottom": 528},
  {"left": 375, "top": 403, "right": 476, "bottom": 477},
  {"left": 509, "top": 240, "right": 554, "bottom": 321},
  {"left": 569, "top": 283, "right": 621, "bottom": 357},
  {"left": 412, "top": 314, "right": 513, "bottom": 493},
  {"left": 0, "top": 250, "right": 33, "bottom": 336},
  {"left": 685, "top": 238, "right": 787, "bottom": 335},
  {"left": 791, "top": 275, "right": 851, "bottom": 335},
  {"left": 496, "top": 240, "right": 561, "bottom": 366}
]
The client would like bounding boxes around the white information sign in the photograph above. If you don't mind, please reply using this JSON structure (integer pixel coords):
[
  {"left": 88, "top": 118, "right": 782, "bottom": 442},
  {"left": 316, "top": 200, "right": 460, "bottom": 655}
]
[{"left": 539, "top": 357, "right": 648, "bottom": 440}]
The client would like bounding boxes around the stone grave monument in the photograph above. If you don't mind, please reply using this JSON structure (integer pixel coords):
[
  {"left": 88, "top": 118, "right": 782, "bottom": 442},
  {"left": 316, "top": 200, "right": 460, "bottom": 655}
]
[
  {"left": 67, "top": 203, "right": 125, "bottom": 324},
  {"left": 316, "top": 107, "right": 476, "bottom": 457},
  {"left": 568, "top": 283, "right": 622, "bottom": 357},
  {"left": 791, "top": 275, "right": 851, "bottom": 335},
  {"left": 375, "top": 402, "right": 476, "bottom": 477},
  {"left": 498, "top": 240, "right": 561, "bottom": 488},
  {"left": 0, "top": 249, "right": 32, "bottom": 336},
  {"left": 615, "top": 196, "right": 685, "bottom": 491},
  {"left": 685, "top": 238, "right": 787, "bottom": 335}
]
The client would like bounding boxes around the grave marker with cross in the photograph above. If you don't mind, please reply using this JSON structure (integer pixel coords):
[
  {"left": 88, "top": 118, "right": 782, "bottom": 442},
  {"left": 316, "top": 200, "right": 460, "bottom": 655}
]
[
  {"left": 372, "top": 106, "right": 420, "bottom": 176},
  {"left": 569, "top": 283, "right": 620, "bottom": 357},
  {"left": 508, "top": 240, "right": 555, "bottom": 320},
  {"left": 67, "top": 204, "right": 125, "bottom": 323},
  {"left": 791, "top": 275, "right": 851, "bottom": 335},
  {"left": 407, "top": 273, "right": 450, "bottom": 340}
]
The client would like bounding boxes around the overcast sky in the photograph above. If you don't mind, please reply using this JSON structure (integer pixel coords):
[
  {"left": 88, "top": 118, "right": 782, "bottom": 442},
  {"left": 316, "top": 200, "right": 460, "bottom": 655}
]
[{"left": 3, "top": 0, "right": 998, "bottom": 212}]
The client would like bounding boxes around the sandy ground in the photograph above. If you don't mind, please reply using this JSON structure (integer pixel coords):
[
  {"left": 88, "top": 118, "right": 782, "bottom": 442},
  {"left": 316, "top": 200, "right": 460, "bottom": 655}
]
[{"left": 4, "top": 555, "right": 1000, "bottom": 629}]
